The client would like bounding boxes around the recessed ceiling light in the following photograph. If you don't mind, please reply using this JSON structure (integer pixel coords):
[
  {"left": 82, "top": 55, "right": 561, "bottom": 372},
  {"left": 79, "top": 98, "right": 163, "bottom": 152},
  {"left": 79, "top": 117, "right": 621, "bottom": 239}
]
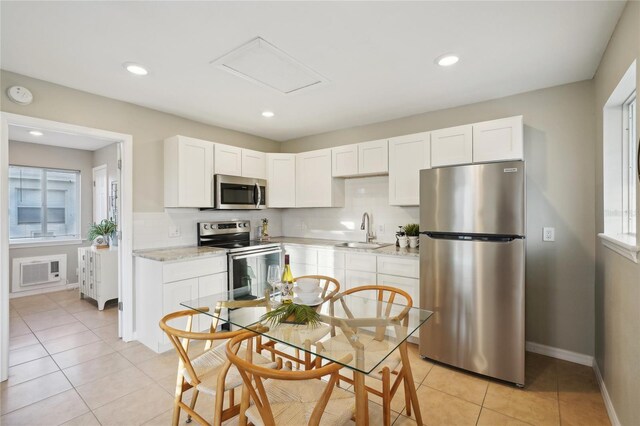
[
  {"left": 29, "top": 130, "right": 43, "bottom": 136},
  {"left": 262, "top": 111, "right": 275, "bottom": 118},
  {"left": 123, "top": 62, "right": 149, "bottom": 76},
  {"left": 436, "top": 54, "right": 459, "bottom": 67}
]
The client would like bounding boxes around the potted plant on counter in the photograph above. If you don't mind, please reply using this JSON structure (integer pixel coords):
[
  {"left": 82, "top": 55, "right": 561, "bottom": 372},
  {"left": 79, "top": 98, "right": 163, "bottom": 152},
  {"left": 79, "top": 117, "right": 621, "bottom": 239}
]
[
  {"left": 88, "top": 219, "right": 117, "bottom": 249},
  {"left": 403, "top": 223, "right": 420, "bottom": 248}
]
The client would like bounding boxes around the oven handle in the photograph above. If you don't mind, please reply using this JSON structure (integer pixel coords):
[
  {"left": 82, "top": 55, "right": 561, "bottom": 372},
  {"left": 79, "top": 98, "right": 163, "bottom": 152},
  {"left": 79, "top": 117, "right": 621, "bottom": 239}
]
[
  {"left": 230, "top": 247, "right": 282, "bottom": 261},
  {"left": 254, "top": 183, "right": 261, "bottom": 209}
]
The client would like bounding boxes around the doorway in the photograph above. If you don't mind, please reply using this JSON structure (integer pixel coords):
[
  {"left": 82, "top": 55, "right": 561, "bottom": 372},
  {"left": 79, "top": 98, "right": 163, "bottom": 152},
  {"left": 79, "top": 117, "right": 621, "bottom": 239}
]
[{"left": 0, "top": 113, "right": 133, "bottom": 381}]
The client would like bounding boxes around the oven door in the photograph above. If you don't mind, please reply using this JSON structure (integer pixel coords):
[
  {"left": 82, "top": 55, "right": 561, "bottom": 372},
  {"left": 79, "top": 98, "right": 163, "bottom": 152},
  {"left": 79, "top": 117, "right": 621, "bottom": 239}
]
[
  {"left": 215, "top": 175, "right": 266, "bottom": 210},
  {"left": 228, "top": 246, "right": 282, "bottom": 300}
]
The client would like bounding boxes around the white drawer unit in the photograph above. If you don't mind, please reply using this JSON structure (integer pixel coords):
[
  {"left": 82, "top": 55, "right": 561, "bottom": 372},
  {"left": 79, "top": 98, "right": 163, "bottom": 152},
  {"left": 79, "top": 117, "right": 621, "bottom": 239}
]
[
  {"left": 78, "top": 247, "right": 118, "bottom": 310},
  {"left": 376, "top": 256, "right": 419, "bottom": 279},
  {"left": 284, "top": 246, "right": 318, "bottom": 265},
  {"left": 377, "top": 273, "right": 421, "bottom": 342},
  {"left": 345, "top": 253, "right": 376, "bottom": 272},
  {"left": 135, "top": 254, "right": 228, "bottom": 353}
]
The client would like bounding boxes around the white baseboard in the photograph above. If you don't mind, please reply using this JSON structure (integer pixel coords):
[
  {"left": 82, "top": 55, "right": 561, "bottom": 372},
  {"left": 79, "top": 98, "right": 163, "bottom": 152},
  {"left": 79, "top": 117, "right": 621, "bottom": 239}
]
[
  {"left": 9, "top": 282, "right": 78, "bottom": 299},
  {"left": 593, "top": 361, "right": 621, "bottom": 426},
  {"left": 525, "top": 341, "right": 594, "bottom": 366}
]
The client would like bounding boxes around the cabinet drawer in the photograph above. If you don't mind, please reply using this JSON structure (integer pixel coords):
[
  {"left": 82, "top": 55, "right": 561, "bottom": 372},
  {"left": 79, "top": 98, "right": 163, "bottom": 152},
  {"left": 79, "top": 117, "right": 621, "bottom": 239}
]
[
  {"left": 284, "top": 246, "right": 318, "bottom": 265},
  {"left": 163, "top": 255, "right": 227, "bottom": 283},
  {"left": 376, "top": 256, "right": 419, "bottom": 279},
  {"left": 317, "top": 250, "right": 345, "bottom": 269},
  {"left": 345, "top": 253, "right": 376, "bottom": 272},
  {"left": 376, "top": 274, "right": 419, "bottom": 306},
  {"left": 291, "top": 263, "right": 318, "bottom": 277}
]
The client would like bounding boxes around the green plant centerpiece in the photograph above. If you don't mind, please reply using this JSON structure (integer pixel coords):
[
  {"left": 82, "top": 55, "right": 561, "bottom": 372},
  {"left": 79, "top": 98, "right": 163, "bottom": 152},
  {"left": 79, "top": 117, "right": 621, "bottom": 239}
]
[
  {"left": 88, "top": 219, "right": 117, "bottom": 248},
  {"left": 261, "top": 303, "right": 321, "bottom": 328},
  {"left": 403, "top": 223, "right": 420, "bottom": 237}
]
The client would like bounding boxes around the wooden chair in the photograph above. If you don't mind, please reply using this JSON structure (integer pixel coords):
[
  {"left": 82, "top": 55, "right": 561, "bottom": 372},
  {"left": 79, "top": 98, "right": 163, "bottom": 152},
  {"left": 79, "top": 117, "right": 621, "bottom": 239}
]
[
  {"left": 226, "top": 330, "right": 355, "bottom": 426},
  {"left": 159, "top": 308, "right": 279, "bottom": 426},
  {"left": 257, "top": 275, "right": 340, "bottom": 369},
  {"left": 319, "top": 285, "right": 414, "bottom": 426}
]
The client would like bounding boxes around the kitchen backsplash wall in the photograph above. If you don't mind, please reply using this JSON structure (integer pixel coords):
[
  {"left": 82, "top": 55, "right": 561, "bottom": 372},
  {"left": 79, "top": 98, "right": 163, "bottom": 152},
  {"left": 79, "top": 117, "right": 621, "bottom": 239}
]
[
  {"left": 133, "top": 209, "right": 282, "bottom": 250},
  {"left": 281, "top": 176, "right": 419, "bottom": 244},
  {"left": 134, "top": 176, "right": 417, "bottom": 249}
]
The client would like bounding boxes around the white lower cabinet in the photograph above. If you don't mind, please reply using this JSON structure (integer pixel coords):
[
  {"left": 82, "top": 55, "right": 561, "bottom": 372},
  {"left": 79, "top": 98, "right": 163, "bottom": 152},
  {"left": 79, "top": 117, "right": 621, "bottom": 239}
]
[
  {"left": 78, "top": 247, "right": 118, "bottom": 310},
  {"left": 135, "top": 254, "right": 227, "bottom": 353},
  {"left": 345, "top": 270, "right": 377, "bottom": 295}
]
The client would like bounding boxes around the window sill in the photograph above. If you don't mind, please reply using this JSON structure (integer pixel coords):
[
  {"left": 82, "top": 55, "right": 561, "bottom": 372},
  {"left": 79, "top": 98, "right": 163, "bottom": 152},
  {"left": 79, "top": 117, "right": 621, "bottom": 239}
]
[
  {"left": 598, "top": 233, "right": 639, "bottom": 263},
  {"left": 9, "top": 239, "right": 86, "bottom": 249}
]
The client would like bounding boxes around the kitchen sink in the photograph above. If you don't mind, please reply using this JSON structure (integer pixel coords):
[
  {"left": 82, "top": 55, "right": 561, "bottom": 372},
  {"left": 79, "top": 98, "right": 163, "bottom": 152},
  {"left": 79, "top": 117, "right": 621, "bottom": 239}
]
[{"left": 334, "top": 242, "right": 391, "bottom": 249}]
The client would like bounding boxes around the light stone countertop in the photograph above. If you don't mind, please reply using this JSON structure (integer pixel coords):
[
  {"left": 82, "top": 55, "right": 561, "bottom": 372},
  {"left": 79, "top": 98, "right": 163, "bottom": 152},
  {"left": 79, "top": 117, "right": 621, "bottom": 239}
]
[
  {"left": 133, "top": 245, "right": 227, "bottom": 262},
  {"left": 269, "top": 237, "right": 420, "bottom": 258}
]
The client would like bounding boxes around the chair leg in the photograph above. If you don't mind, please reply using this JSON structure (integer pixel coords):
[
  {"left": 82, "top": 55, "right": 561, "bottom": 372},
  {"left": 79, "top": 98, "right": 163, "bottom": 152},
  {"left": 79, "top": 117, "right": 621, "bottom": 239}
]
[
  {"left": 186, "top": 389, "right": 199, "bottom": 423},
  {"left": 172, "top": 378, "right": 184, "bottom": 426},
  {"left": 403, "top": 376, "right": 412, "bottom": 417},
  {"left": 382, "top": 367, "right": 392, "bottom": 426}
]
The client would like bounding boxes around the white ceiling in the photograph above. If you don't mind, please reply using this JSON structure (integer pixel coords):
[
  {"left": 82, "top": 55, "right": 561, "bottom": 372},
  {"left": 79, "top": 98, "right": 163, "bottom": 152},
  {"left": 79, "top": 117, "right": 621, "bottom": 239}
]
[
  {"left": 9, "top": 125, "right": 116, "bottom": 151},
  {"left": 0, "top": 1, "right": 625, "bottom": 141}
]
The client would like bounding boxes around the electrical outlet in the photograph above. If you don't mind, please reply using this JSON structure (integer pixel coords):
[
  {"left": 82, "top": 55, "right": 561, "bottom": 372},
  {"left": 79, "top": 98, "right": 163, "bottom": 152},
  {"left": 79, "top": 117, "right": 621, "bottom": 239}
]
[
  {"left": 378, "top": 224, "right": 385, "bottom": 233},
  {"left": 543, "top": 227, "right": 555, "bottom": 242},
  {"left": 169, "top": 226, "right": 180, "bottom": 238}
]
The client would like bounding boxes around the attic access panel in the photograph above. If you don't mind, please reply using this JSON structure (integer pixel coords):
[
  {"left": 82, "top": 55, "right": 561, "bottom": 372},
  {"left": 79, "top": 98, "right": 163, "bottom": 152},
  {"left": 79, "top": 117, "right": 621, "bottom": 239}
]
[{"left": 211, "top": 37, "right": 329, "bottom": 94}]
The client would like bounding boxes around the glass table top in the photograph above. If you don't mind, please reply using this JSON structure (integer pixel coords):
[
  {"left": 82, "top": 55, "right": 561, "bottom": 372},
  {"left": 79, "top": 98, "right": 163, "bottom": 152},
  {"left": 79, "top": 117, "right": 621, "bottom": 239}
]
[{"left": 181, "top": 287, "right": 433, "bottom": 375}]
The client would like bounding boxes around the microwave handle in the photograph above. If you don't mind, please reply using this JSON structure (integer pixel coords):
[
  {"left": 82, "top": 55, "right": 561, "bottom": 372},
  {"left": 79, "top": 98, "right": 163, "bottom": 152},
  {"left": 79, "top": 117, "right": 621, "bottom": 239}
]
[{"left": 254, "top": 183, "right": 261, "bottom": 208}]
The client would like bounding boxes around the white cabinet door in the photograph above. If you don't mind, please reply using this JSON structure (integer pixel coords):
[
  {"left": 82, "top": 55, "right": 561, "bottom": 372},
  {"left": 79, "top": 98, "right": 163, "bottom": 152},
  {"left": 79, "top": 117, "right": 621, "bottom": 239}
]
[
  {"left": 388, "top": 132, "right": 430, "bottom": 206},
  {"left": 284, "top": 246, "right": 318, "bottom": 265},
  {"left": 242, "top": 149, "right": 267, "bottom": 179},
  {"left": 296, "top": 149, "right": 344, "bottom": 207},
  {"left": 266, "top": 154, "right": 296, "bottom": 208},
  {"left": 198, "top": 273, "right": 227, "bottom": 298},
  {"left": 431, "top": 124, "right": 473, "bottom": 167},
  {"left": 291, "top": 263, "right": 318, "bottom": 277},
  {"left": 345, "top": 270, "right": 377, "bottom": 296},
  {"left": 376, "top": 274, "right": 419, "bottom": 307},
  {"left": 317, "top": 266, "right": 346, "bottom": 290},
  {"left": 162, "top": 278, "right": 199, "bottom": 339},
  {"left": 345, "top": 253, "right": 377, "bottom": 272},
  {"left": 214, "top": 144, "right": 242, "bottom": 176},
  {"left": 358, "top": 139, "right": 388, "bottom": 176},
  {"left": 332, "top": 145, "right": 359, "bottom": 177},
  {"left": 317, "top": 250, "right": 345, "bottom": 270},
  {"left": 473, "top": 116, "right": 524, "bottom": 162},
  {"left": 164, "top": 136, "right": 214, "bottom": 208}
]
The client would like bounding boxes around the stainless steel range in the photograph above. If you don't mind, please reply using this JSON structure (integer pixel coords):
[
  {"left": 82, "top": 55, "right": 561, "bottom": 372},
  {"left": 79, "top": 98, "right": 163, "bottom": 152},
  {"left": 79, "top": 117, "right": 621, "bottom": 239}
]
[{"left": 197, "top": 220, "right": 281, "bottom": 300}]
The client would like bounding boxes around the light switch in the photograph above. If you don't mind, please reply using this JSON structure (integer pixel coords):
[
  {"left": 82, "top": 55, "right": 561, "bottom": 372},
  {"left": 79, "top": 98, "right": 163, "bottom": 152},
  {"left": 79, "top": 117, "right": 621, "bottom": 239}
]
[{"left": 543, "top": 227, "right": 555, "bottom": 242}]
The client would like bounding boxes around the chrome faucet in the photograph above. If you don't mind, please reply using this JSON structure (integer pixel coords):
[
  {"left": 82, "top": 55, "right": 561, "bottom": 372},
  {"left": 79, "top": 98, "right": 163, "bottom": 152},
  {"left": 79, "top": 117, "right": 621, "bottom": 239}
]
[{"left": 361, "top": 212, "right": 374, "bottom": 243}]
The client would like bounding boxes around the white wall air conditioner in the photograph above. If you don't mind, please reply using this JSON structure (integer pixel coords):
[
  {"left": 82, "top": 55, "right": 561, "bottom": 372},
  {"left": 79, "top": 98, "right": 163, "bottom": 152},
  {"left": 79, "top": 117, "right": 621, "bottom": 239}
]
[{"left": 12, "top": 255, "right": 67, "bottom": 293}]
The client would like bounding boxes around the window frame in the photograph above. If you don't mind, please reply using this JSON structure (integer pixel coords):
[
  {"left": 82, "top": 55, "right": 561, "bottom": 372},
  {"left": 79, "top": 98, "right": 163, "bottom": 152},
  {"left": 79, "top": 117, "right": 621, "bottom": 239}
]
[
  {"left": 8, "top": 165, "right": 82, "bottom": 246},
  {"left": 622, "top": 93, "right": 636, "bottom": 236}
]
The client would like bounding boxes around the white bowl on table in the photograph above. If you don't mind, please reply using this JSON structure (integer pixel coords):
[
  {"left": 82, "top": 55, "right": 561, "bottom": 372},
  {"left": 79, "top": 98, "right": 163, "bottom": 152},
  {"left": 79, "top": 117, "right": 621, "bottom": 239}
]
[
  {"left": 296, "top": 291, "right": 322, "bottom": 305},
  {"left": 296, "top": 278, "right": 320, "bottom": 293}
]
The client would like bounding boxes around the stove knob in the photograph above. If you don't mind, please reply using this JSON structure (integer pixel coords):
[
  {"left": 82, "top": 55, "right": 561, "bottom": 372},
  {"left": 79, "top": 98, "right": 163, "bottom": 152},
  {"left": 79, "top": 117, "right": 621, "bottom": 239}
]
[{"left": 203, "top": 224, "right": 209, "bottom": 230}]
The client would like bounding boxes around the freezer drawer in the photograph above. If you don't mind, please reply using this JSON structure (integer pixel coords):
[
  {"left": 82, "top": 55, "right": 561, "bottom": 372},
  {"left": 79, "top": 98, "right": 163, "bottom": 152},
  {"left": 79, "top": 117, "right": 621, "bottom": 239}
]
[{"left": 419, "top": 234, "right": 525, "bottom": 385}]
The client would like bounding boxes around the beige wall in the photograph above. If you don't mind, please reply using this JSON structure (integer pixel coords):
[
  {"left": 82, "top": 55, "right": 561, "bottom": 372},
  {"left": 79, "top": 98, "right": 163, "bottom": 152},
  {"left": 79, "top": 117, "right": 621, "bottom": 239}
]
[
  {"left": 0, "top": 70, "right": 279, "bottom": 212},
  {"left": 283, "top": 80, "right": 598, "bottom": 357},
  {"left": 8, "top": 141, "right": 93, "bottom": 287},
  {"left": 593, "top": 1, "right": 640, "bottom": 425}
]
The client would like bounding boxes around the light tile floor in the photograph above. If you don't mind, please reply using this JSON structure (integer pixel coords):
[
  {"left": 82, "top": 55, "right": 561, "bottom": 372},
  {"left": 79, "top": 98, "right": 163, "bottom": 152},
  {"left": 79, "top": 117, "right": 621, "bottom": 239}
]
[{"left": 1, "top": 290, "right": 611, "bottom": 426}]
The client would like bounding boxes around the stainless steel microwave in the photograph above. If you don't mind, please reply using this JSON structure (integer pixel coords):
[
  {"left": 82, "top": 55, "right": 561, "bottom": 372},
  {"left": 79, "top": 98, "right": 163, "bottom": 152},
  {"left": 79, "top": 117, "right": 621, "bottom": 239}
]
[{"left": 214, "top": 175, "right": 266, "bottom": 210}]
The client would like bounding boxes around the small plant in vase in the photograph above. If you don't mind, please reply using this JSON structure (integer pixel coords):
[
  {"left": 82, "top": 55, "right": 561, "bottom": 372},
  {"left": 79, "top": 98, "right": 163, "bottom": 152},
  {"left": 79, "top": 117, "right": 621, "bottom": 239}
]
[
  {"left": 403, "top": 223, "right": 420, "bottom": 248},
  {"left": 88, "top": 219, "right": 117, "bottom": 249}
]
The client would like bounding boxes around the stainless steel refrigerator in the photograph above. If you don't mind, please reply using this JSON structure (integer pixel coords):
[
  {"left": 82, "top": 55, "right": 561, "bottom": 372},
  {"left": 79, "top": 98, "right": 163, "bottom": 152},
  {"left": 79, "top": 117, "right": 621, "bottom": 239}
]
[{"left": 419, "top": 160, "right": 525, "bottom": 385}]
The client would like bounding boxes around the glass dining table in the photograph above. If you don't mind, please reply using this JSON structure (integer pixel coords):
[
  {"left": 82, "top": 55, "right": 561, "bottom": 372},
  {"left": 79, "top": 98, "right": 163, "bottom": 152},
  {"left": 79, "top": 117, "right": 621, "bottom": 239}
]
[{"left": 181, "top": 287, "right": 433, "bottom": 426}]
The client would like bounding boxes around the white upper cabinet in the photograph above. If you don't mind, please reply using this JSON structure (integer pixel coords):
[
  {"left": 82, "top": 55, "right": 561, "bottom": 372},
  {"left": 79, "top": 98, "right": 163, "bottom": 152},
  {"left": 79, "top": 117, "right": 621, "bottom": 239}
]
[
  {"left": 214, "top": 143, "right": 242, "bottom": 176},
  {"left": 332, "top": 139, "right": 388, "bottom": 177},
  {"left": 164, "top": 136, "right": 214, "bottom": 208},
  {"left": 388, "top": 132, "right": 430, "bottom": 206},
  {"left": 472, "top": 116, "right": 524, "bottom": 162},
  {"left": 241, "top": 149, "right": 267, "bottom": 179},
  {"left": 296, "top": 149, "right": 344, "bottom": 207},
  {"left": 430, "top": 124, "right": 473, "bottom": 167},
  {"left": 332, "top": 145, "right": 359, "bottom": 177},
  {"left": 358, "top": 139, "right": 388, "bottom": 175},
  {"left": 266, "top": 153, "right": 296, "bottom": 208}
]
